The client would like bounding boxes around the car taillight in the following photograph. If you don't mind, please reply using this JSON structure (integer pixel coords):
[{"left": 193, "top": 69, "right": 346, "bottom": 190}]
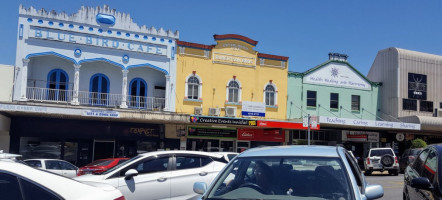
[
  {"left": 114, "top": 196, "right": 126, "bottom": 200},
  {"left": 367, "top": 158, "right": 370, "bottom": 165},
  {"left": 395, "top": 156, "right": 398, "bottom": 164}
]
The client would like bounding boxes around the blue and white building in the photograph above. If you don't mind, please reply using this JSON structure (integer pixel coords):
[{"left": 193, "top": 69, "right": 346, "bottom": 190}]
[{"left": 0, "top": 5, "right": 188, "bottom": 166}]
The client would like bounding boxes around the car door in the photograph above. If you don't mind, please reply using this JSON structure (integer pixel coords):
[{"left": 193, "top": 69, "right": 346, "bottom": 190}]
[
  {"left": 405, "top": 148, "right": 429, "bottom": 200},
  {"left": 44, "top": 160, "right": 64, "bottom": 176},
  {"left": 59, "top": 160, "right": 79, "bottom": 178},
  {"left": 116, "top": 155, "right": 171, "bottom": 200},
  {"left": 170, "top": 154, "right": 215, "bottom": 199},
  {"left": 416, "top": 148, "right": 438, "bottom": 200}
]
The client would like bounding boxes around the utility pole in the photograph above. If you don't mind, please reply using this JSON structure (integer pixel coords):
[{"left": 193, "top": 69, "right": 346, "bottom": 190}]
[{"left": 307, "top": 114, "right": 311, "bottom": 145}]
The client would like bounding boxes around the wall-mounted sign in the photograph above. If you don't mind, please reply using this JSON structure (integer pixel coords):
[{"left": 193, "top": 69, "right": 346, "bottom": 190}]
[
  {"left": 187, "top": 126, "right": 237, "bottom": 139},
  {"left": 238, "top": 128, "right": 285, "bottom": 142},
  {"left": 342, "top": 130, "right": 379, "bottom": 142},
  {"left": 129, "top": 127, "right": 159, "bottom": 137},
  {"left": 242, "top": 101, "right": 265, "bottom": 117},
  {"left": 190, "top": 116, "right": 257, "bottom": 126},
  {"left": 29, "top": 27, "right": 167, "bottom": 56},
  {"left": 258, "top": 120, "right": 320, "bottom": 130},
  {"left": 396, "top": 133, "right": 405, "bottom": 142},
  {"left": 303, "top": 63, "right": 371, "bottom": 90},
  {"left": 213, "top": 52, "right": 255, "bottom": 67},
  {"left": 82, "top": 110, "right": 120, "bottom": 118},
  {"left": 320, "top": 116, "right": 420, "bottom": 130},
  {"left": 408, "top": 73, "right": 427, "bottom": 100}
]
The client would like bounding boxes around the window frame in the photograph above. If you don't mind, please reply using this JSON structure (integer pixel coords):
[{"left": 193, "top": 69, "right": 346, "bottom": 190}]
[
  {"left": 351, "top": 95, "right": 360, "bottom": 111},
  {"left": 306, "top": 90, "right": 317, "bottom": 107},
  {"left": 419, "top": 100, "right": 434, "bottom": 112},
  {"left": 89, "top": 73, "right": 110, "bottom": 105},
  {"left": 403, "top": 99, "right": 417, "bottom": 111},
  {"left": 226, "top": 79, "right": 241, "bottom": 103},
  {"left": 330, "top": 93, "right": 339, "bottom": 109},
  {"left": 184, "top": 74, "right": 202, "bottom": 101},
  {"left": 128, "top": 77, "right": 148, "bottom": 108},
  {"left": 263, "top": 83, "right": 277, "bottom": 106}
]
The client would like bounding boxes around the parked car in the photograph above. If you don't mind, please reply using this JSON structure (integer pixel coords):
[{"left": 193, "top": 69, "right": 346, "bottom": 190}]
[
  {"left": 364, "top": 148, "right": 399, "bottom": 176},
  {"left": 74, "top": 150, "right": 229, "bottom": 200},
  {"left": 78, "top": 158, "right": 129, "bottom": 176},
  {"left": 403, "top": 144, "right": 441, "bottom": 200},
  {"left": 399, "top": 148, "right": 423, "bottom": 173},
  {"left": 193, "top": 145, "right": 384, "bottom": 200},
  {"left": 24, "top": 159, "right": 78, "bottom": 178},
  {"left": 0, "top": 160, "right": 125, "bottom": 200}
]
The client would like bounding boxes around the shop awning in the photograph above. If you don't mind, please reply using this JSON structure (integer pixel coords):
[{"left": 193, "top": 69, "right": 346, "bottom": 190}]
[{"left": 400, "top": 115, "right": 442, "bottom": 132}]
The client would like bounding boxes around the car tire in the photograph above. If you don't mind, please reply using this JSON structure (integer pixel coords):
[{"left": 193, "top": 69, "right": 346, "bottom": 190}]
[{"left": 381, "top": 154, "right": 394, "bottom": 167}]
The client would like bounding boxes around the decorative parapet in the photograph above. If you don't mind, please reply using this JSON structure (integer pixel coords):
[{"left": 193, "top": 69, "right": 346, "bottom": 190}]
[{"left": 19, "top": 4, "right": 179, "bottom": 39}]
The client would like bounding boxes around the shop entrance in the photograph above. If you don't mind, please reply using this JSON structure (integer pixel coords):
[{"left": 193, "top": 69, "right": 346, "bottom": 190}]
[
  {"left": 219, "top": 140, "right": 235, "bottom": 152},
  {"left": 237, "top": 141, "right": 250, "bottom": 153},
  {"left": 93, "top": 140, "right": 115, "bottom": 161}
]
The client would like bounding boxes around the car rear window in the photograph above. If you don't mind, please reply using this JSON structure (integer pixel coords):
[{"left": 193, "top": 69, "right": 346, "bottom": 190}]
[
  {"left": 88, "top": 160, "right": 113, "bottom": 166},
  {"left": 370, "top": 149, "right": 393, "bottom": 157}
]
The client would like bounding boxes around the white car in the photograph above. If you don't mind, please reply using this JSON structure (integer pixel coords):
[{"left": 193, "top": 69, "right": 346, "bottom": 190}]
[
  {"left": 0, "top": 160, "right": 125, "bottom": 200},
  {"left": 24, "top": 159, "right": 79, "bottom": 178},
  {"left": 364, "top": 148, "right": 399, "bottom": 176},
  {"left": 213, "top": 152, "right": 239, "bottom": 162},
  {"left": 75, "top": 150, "right": 229, "bottom": 200}
]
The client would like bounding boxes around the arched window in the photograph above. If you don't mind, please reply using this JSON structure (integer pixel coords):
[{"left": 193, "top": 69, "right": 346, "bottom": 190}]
[
  {"left": 129, "top": 78, "right": 147, "bottom": 108},
  {"left": 47, "top": 69, "right": 69, "bottom": 101},
  {"left": 265, "top": 85, "right": 275, "bottom": 106},
  {"left": 89, "top": 73, "right": 109, "bottom": 105},
  {"left": 228, "top": 80, "right": 240, "bottom": 103},
  {"left": 187, "top": 76, "right": 199, "bottom": 100}
]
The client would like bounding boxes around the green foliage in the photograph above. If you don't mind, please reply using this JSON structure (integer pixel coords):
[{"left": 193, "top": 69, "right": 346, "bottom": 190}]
[{"left": 410, "top": 138, "right": 427, "bottom": 148}]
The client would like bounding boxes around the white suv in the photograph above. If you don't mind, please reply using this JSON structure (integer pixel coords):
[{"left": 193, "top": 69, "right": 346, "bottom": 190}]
[{"left": 364, "top": 148, "right": 399, "bottom": 176}]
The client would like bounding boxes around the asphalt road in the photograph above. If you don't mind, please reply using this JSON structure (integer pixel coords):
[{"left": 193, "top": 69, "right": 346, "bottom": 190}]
[{"left": 365, "top": 171, "right": 404, "bottom": 200}]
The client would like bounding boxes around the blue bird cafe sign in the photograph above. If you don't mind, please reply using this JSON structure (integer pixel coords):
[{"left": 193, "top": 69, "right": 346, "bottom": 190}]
[{"left": 29, "top": 27, "right": 167, "bottom": 56}]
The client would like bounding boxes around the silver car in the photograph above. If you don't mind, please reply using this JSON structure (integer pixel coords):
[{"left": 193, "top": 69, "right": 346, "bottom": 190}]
[{"left": 194, "top": 145, "right": 384, "bottom": 200}]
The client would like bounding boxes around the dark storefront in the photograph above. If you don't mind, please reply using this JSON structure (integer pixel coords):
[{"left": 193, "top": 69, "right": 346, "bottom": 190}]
[{"left": 10, "top": 117, "right": 179, "bottom": 167}]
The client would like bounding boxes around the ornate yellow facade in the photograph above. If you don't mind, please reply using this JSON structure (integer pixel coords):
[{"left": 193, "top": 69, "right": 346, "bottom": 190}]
[{"left": 176, "top": 34, "right": 288, "bottom": 120}]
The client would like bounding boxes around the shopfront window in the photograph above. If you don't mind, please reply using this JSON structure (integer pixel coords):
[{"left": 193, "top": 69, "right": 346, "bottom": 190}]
[
  {"left": 20, "top": 138, "right": 61, "bottom": 160},
  {"left": 187, "top": 139, "right": 219, "bottom": 152}
]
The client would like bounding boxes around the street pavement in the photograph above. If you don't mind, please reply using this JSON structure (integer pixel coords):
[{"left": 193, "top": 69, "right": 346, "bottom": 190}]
[{"left": 365, "top": 171, "right": 404, "bottom": 200}]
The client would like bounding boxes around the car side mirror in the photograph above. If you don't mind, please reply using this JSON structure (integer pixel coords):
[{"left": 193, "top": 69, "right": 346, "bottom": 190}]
[
  {"left": 365, "top": 184, "right": 384, "bottom": 200},
  {"left": 124, "top": 169, "right": 139, "bottom": 180},
  {"left": 411, "top": 177, "right": 432, "bottom": 190},
  {"left": 193, "top": 182, "right": 207, "bottom": 195}
]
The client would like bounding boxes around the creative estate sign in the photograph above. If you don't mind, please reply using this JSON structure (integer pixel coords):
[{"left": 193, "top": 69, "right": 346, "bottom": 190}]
[
  {"left": 29, "top": 27, "right": 168, "bottom": 56},
  {"left": 190, "top": 116, "right": 257, "bottom": 126},
  {"left": 241, "top": 101, "right": 265, "bottom": 117},
  {"left": 320, "top": 116, "right": 420, "bottom": 130}
]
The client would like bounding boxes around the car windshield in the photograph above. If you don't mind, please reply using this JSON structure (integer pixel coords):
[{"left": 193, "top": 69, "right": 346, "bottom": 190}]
[
  {"left": 410, "top": 149, "right": 422, "bottom": 156},
  {"left": 206, "top": 156, "right": 353, "bottom": 200},
  {"left": 102, "top": 155, "right": 142, "bottom": 175},
  {"left": 370, "top": 149, "right": 393, "bottom": 157},
  {"left": 87, "top": 160, "right": 113, "bottom": 166}
]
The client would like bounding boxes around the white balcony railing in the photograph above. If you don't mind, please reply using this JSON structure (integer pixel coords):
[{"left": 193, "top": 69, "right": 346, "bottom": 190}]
[{"left": 26, "top": 87, "right": 165, "bottom": 111}]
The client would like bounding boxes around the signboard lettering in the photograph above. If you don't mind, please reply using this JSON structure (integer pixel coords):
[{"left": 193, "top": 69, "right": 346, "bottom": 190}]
[
  {"left": 242, "top": 101, "right": 265, "bottom": 117},
  {"left": 190, "top": 116, "right": 257, "bottom": 126},
  {"left": 188, "top": 127, "right": 237, "bottom": 139},
  {"left": 320, "top": 116, "right": 420, "bottom": 130}
]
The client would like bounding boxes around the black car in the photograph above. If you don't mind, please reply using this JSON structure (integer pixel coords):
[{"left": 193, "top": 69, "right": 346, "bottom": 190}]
[
  {"left": 400, "top": 148, "right": 423, "bottom": 173},
  {"left": 403, "top": 145, "right": 440, "bottom": 200}
]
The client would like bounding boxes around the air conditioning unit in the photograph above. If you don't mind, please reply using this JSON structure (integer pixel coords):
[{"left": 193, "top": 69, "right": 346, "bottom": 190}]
[
  {"left": 435, "top": 108, "right": 442, "bottom": 118},
  {"left": 208, "top": 108, "right": 220, "bottom": 116},
  {"left": 225, "top": 106, "right": 237, "bottom": 117},
  {"left": 194, "top": 107, "right": 203, "bottom": 115}
]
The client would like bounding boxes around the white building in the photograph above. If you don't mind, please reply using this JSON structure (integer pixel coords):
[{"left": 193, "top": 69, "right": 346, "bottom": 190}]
[{"left": 0, "top": 5, "right": 188, "bottom": 166}]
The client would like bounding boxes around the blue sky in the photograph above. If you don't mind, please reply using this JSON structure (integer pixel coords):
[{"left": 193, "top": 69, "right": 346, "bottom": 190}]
[{"left": 1, "top": 1, "right": 441, "bottom": 75}]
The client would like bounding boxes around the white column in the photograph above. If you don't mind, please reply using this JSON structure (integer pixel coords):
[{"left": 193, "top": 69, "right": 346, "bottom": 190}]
[
  {"left": 19, "top": 58, "right": 30, "bottom": 101},
  {"left": 71, "top": 64, "right": 81, "bottom": 105},
  {"left": 120, "top": 70, "right": 129, "bottom": 108},
  {"left": 164, "top": 75, "right": 171, "bottom": 111}
]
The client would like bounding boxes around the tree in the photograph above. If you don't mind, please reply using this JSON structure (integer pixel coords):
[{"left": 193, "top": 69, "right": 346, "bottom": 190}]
[{"left": 410, "top": 138, "right": 427, "bottom": 148}]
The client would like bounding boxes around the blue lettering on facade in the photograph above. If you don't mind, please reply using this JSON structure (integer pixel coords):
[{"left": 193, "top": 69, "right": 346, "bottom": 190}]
[
  {"left": 69, "top": 34, "right": 76, "bottom": 43},
  {"left": 86, "top": 36, "right": 92, "bottom": 44},
  {"left": 102, "top": 38, "right": 108, "bottom": 47},
  {"left": 46, "top": 30, "right": 53, "bottom": 39},
  {"left": 127, "top": 43, "right": 134, "bottom": 50},
  {"left": 57, "top": 32, "right": 65, "bottom": 40},
  {"left": 112, "top": 40, "right": 119, "bottom": 48},
  {"left": 35, "top": 29, "right": 42, "bottom": 37},
  {"left": 137, "top": 44, "right": 144, "bottom": 52}
]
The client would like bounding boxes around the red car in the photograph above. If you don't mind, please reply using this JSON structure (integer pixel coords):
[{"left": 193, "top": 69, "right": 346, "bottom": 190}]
[{"left": 77, "top": 158, "right": 129, "bottom": 176}]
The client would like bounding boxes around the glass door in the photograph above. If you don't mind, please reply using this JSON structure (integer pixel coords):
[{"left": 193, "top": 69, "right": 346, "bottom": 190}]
[
  {"left": 236, "top": 141, "right": 250, "bottom": 153},
  {"left": 93, "top": 140, "right": 115, "bottom": 161},
  {"left": 219, "top": 140, "right": 235, "bottom": 152}
]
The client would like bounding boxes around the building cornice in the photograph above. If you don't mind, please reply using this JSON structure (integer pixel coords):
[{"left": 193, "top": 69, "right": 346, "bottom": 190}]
[{"left": 213, "top": 34, "right": 258, "bottom": 46}]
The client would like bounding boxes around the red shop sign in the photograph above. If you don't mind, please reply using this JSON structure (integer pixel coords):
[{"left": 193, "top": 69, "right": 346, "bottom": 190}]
[
  {"left": 237, "top": 128, "right": 285, "bottom": 142},
  {"left": 257, "top": 120, "right": 320, "bottom": 130}
]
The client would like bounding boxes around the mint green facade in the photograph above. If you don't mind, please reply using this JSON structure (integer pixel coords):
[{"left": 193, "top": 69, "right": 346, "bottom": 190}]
[{"left": 287, "top": 60, "right": 381, "bottom": 120}]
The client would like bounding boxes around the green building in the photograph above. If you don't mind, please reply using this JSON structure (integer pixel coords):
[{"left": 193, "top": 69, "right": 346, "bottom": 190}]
[{"left": 287, "top": 53, "right": 420, "bottom": 159}]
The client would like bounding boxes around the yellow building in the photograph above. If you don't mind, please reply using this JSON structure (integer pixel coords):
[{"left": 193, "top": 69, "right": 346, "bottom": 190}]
[{"left": 176, "top": 34, "right": 291, "bottom": 152}]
